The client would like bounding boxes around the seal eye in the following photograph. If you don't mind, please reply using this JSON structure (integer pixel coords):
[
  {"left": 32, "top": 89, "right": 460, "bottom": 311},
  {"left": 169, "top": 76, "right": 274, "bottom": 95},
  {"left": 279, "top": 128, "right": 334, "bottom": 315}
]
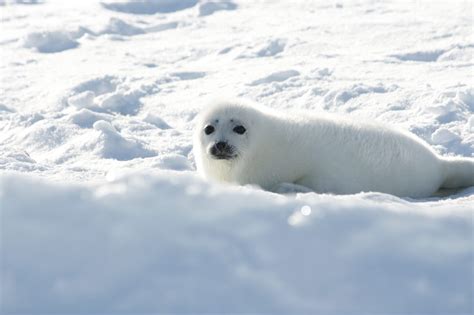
[
  {"left": 233, "top": 125, "right": 246, "bottom": 135},
  {"left": 204, "top": 125, "right": 215, "bottom": 135}
]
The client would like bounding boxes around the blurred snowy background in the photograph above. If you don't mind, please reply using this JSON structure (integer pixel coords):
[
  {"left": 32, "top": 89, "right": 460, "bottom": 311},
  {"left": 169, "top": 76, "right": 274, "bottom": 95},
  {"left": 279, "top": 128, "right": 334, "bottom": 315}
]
[{"left": 1, "top": 0, "right": 473, "bottom": 313}]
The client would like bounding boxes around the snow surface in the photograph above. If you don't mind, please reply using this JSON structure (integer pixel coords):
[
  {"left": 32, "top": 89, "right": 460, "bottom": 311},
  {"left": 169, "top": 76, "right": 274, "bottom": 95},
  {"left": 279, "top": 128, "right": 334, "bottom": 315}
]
[{"left": 1, "top": 0, "right": 473, "bottom": 313}]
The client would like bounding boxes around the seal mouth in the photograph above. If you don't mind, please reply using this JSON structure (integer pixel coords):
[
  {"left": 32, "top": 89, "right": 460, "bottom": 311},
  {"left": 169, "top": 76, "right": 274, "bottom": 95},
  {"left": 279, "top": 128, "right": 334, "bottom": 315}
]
[
  {"left": 210, "top": 153, "right": 236, "bottom": 160},
  {"left": 209, "top": 141, "right": 237, "bottom": 160}
]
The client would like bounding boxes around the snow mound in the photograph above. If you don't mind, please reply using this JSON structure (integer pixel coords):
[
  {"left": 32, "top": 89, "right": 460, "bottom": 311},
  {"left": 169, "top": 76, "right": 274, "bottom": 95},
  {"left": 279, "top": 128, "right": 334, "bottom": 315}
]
[
  {"left": 425, "top": 98, "right": 464, "bottom": 124},
  {"left": 71, "top": 75, "right": 119, "bottom": 96},
  {"left": 93, "top": 120, "right": 155, "bottom": 160},
  {"left": 257, "top": 39, "right": 286, "bottom": 57},
  {"left": 437, "top": 46, "right": 474, "bottom": 62},
  {"left": 101, "top": 18, "right": 145, "bottom": 36},
  {"left": 199, "top": 1, "right": 237, "bottom": 17},
  {"left": 145, "top": 21, "right": 179, "bottom": 33},
  {"left": 307, "top": 67, "right": 332, "bottom": 80},
  {"left": 0, "top": 150, "right": 43, "bottom": 172},
  {"left": 468, "top": 116, "right": 474, "bottom": 132},
  {"left": 152, "top": 153, "right": 192, "bottom": 170},
  {"left": 323, "top": 83, "right": 397, "bottom": 108},
  {"left": 68, "top": 108, "right": 112, "bottom": 128},
  {"left": 456, "top": 88, "right": 474, "bottom": 111},
  {"left": 143, "top": 112, "right": 172, "bottom": 129},
  {"left": 67, "top": 91, "right": 96, "bottom": 109},
  {"left": 239, "top": 39, "right": 286, "bottom": 58},
  {"left": 67, "top": 76, "right": 149, "bottom": 115},
  {"left": 95, "top": 18, "right": 178, "bottom": 37},
  {"left": 23, "top": 31, "right": 79, "bottom": 53},
  {"left": 391, "top": 49, "right": 446, "bottom": 62},
  {"left": 16, "top": 119, "right": 72, "bottom": 153},
  {"left": 250, "top": 70, "right": 300, "bottom": 86},
  {"left": 101, "top": 0, "right": 198, "bottom": 14},
  {"left": 0, "top": 151, "right": 35, "bottom": 164},
  {"left": 170, "top": 71, "right": 206, "bottom": 80},
  {"left": 431, "top": 128, "right": 461, "bottom": 145},
  {"left": 98, "top": 89, "right": 145, "bottom": 115},
  {"left": 0, "top": 103, "right": 14, "bottom": 112},
  {"left": 2, "top": 0, "right": 43, "bottom": 5},
  {"left": 392, "top": 45, "right": 474, "bottom": 63},
  {"left": 1, "top": 172, "right": 473, "bottom": 313}
]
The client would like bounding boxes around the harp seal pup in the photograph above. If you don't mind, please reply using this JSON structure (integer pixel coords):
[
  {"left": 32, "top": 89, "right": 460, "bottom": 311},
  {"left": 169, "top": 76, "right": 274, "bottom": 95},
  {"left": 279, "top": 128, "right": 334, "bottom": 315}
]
[{"left": 193, "top": 99, "right": 474, "bottom": 197}]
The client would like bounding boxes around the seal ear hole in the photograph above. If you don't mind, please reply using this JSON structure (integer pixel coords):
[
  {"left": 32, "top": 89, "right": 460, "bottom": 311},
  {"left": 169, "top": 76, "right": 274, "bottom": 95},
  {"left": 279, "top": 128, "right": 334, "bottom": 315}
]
[
  {"left": 233, "top": 125, "right": 246, "bottom": 135},
  {"left": 204, "top": 125, "right": 215, "bottom": 135}
]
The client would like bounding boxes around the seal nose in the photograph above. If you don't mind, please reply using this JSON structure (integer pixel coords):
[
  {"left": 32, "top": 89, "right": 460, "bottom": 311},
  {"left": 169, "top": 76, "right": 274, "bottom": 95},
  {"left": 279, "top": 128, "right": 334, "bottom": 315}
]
[{"left": 215, "top": 141, "right": 227, "bottom": 151}]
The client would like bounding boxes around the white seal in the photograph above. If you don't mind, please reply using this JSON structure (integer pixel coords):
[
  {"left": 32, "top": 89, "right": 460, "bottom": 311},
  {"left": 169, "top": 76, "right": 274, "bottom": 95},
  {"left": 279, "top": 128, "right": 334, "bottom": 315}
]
[{"left": 193, "top": 99, "right": 474, "bottom": 197}]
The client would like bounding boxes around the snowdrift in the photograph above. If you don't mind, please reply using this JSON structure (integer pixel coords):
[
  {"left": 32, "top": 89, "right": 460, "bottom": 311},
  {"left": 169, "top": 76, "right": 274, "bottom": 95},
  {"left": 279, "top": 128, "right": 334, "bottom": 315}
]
[{"left": 1, "top": 171, "right": 473, "bottom": 313}]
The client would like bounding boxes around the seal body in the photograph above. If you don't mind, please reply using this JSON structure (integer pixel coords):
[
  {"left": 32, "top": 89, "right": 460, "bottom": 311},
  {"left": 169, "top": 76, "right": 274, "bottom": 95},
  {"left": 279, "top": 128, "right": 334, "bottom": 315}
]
[{"left": 193, "top": 99, "right": 474, "bottom": 197}]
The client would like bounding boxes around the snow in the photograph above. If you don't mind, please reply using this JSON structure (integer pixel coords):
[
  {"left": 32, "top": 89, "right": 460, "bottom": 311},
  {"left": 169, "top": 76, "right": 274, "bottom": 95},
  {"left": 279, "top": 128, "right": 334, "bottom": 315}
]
[
  {"left": 198, "top": 1, "right": 237, "bottom": 17},
  {"left": 101, "top": 0, "right": 199, "bottom": 15},
  {"left": 92, "top": 120, "right": 156, "bottom": 161},
  {"left": 431, "top": 128, "right": 461, "bottom": 145},
  {"left": 252, "top": 39, "right": 287, "bottom": 58},
  {"left": 391, "top": 49, "right": 446, "bottom": 62},
  {"left": 2, "top": 172, "right": 473, "bottom": 313},
  {"left": 102, "top": 17, "right": 146, "bottom": 36},
  {"left": 1, "top": 0, "right": 473, "bottom": 313},
  {"left": 23, "top": 30, "right": 79, "bottom": 53},
  {"left": 249, "top": 70, "right": 300, "bottom": 86}
]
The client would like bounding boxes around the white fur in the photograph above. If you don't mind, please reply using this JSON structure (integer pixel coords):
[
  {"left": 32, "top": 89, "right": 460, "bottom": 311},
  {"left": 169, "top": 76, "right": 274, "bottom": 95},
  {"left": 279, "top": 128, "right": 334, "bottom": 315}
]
[{"left": 193, "top": 99, "right": 474, "bottom": 197}]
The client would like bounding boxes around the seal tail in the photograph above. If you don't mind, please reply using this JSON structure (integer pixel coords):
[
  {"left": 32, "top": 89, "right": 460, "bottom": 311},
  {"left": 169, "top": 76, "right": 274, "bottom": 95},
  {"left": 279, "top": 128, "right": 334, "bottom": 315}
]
[{"left": 441, "top": 157, "right": 474, "bottom": 189}]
